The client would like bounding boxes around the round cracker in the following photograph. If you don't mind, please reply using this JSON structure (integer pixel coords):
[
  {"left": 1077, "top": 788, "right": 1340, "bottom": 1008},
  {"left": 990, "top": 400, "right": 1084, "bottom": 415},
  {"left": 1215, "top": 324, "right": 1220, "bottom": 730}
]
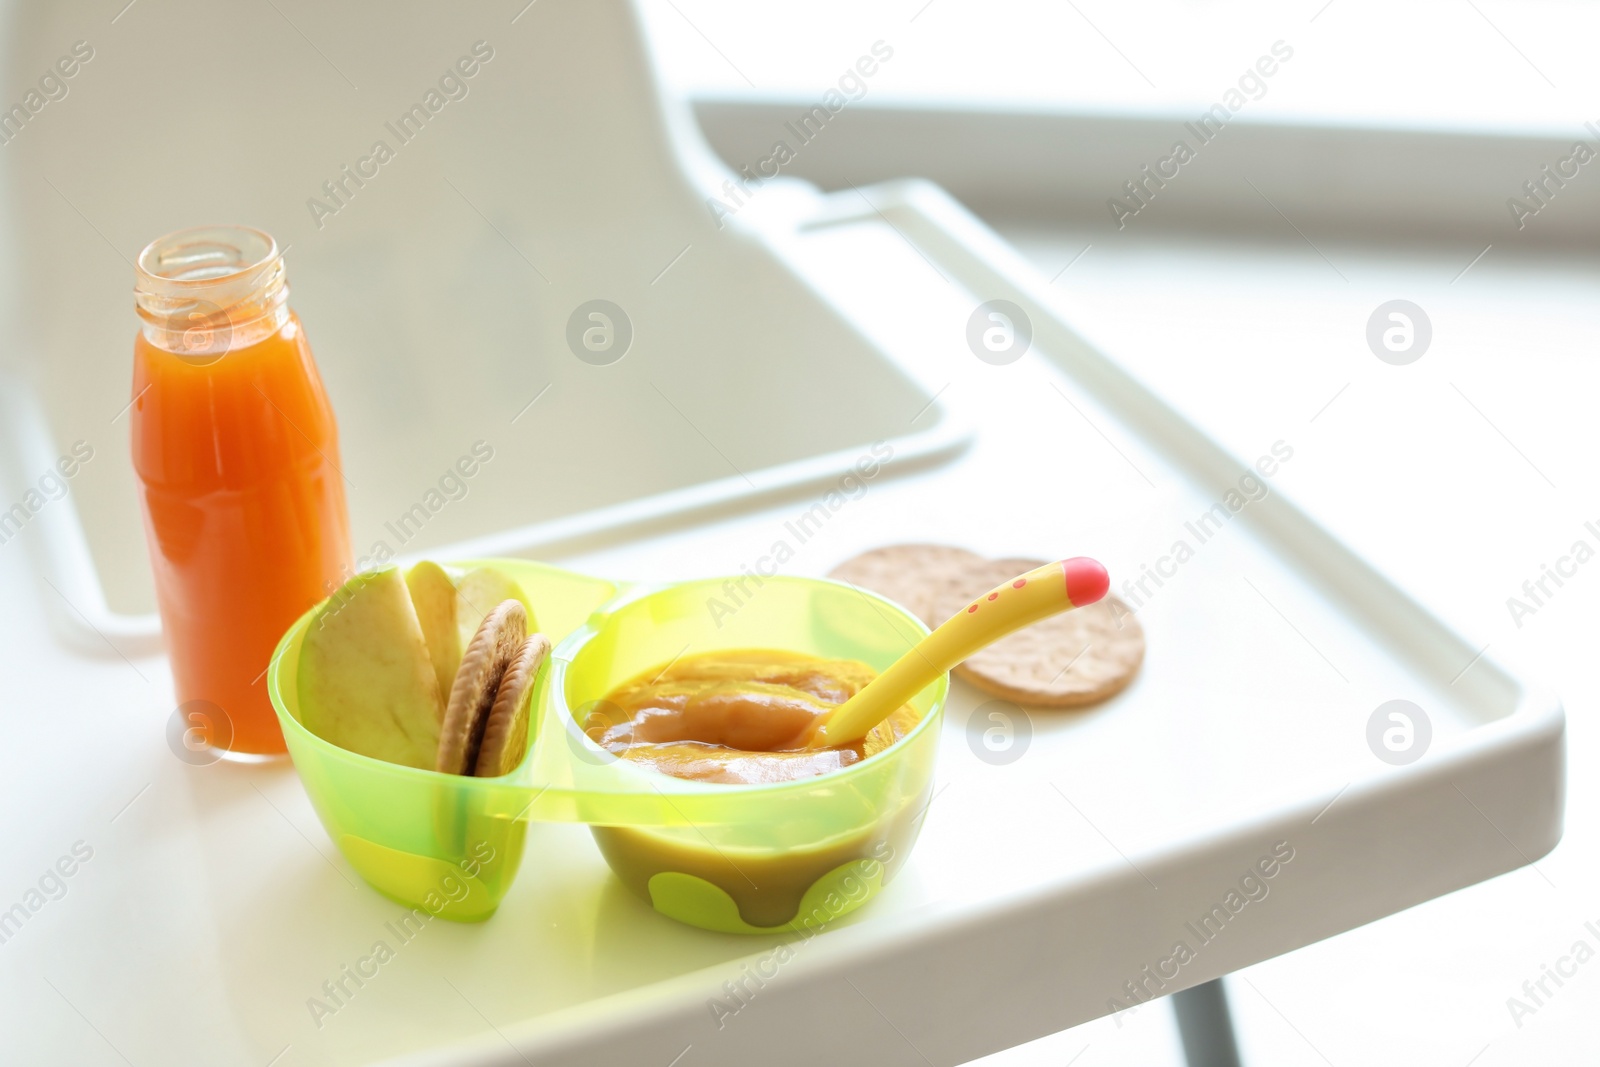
[
  {"left": 928, "top": 557, "right": 1144, "bottom": 707},
  {"left": 473, "top": 633, "right": 551, "bottom": 777},
  {"left": 437, "top": 600, "right": 526, "bottom": 774},
  {"left": 827, "top": 544, "right": 984, "bottom": 625}
]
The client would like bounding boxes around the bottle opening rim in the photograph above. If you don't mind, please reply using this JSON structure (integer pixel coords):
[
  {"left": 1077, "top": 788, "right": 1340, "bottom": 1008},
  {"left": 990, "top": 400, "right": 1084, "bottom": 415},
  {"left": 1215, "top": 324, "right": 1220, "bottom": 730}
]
[
  {"left": 136, "top": 224, "right": 280, "bottom": 288},
  {"left": 135, "top": 225, "right": 289, "bottom": 357}
]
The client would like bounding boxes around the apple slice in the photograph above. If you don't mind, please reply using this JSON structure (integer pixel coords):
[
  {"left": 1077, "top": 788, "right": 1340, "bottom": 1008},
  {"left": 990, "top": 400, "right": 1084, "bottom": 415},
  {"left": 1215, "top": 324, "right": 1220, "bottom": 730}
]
[
  {"left": 298, "top": 566, "right": 445, "bottom": 769},
  {"left": 454, "top": 567, "right": 535, "bottom": 652},
  {"left": 406, "top": 560, "right": 463, "bottom": 703}
]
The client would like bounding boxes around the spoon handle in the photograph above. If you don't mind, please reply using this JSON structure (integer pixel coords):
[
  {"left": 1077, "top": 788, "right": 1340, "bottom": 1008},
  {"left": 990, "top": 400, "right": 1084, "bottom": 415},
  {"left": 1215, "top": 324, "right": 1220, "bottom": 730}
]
[{"left": 814, "top": 557, "right": 1109, "bottom": 748}]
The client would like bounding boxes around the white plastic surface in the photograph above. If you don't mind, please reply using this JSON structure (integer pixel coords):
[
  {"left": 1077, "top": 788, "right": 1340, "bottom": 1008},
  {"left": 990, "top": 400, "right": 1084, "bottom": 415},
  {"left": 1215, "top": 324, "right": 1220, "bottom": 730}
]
[
  {"left": 0, "top": 181, "right": 1564, "bottom": 1067},
  {"left": 0, "top": 4, "right": 1565, "bottom": 1066}
]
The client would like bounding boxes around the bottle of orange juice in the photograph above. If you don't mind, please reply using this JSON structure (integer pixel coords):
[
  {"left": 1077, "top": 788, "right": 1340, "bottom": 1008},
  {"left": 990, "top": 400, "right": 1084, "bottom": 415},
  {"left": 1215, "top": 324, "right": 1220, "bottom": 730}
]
[{"left": 131, "top": 226, "right": 351, "bottom": 758}]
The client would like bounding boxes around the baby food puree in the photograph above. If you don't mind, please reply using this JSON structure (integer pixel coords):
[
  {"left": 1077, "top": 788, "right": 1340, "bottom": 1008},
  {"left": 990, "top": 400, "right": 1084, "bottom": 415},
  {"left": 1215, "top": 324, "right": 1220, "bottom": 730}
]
[
  {"left": 585, "top": 648, "right": 922, "bottom": 926},
  {"left": 586, "top": 650, "right": 918, "bottom": 783}
]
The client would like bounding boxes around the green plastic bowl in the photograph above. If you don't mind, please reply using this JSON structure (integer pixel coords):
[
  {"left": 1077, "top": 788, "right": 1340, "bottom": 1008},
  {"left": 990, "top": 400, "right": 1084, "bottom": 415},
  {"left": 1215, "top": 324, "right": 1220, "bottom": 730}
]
[
  {"left": 267, "top": 559, "right": 618, "bottom": 922},
  {"left": 267, "top": 561, "right": 946, "bottom": 931}
]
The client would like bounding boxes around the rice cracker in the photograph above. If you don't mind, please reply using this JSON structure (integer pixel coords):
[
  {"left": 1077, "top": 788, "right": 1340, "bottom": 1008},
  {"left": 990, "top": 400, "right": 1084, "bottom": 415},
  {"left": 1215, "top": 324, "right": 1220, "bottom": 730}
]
[{"left": 831, "top": 545, "right": 1143, "bottom": 706}]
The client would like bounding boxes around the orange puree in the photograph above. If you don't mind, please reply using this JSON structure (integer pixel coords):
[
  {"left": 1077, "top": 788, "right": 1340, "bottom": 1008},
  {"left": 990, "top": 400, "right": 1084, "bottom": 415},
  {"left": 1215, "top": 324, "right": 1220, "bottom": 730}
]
[{"left": 586, "top": 650, "right": 918, "bottom": 784}]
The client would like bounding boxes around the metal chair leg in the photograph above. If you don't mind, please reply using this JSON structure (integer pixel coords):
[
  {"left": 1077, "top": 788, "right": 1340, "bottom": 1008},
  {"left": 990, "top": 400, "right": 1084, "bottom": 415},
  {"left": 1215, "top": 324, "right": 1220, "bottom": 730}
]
[{"left": 1172, "top": 979, "right": 1242, "bottom": 1067}]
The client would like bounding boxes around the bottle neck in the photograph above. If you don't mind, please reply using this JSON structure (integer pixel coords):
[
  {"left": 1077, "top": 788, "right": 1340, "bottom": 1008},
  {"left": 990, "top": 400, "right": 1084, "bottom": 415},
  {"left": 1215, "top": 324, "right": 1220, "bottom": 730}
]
[{"left": 134, "top": 225, "right": 289, "bottom": 360}]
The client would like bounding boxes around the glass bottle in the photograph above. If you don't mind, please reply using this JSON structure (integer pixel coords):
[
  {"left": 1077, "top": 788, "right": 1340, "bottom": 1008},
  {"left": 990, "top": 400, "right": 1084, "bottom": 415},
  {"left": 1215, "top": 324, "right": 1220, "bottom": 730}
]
[{"left": 132, "top": 225, "right": 351, "bottom": 757}]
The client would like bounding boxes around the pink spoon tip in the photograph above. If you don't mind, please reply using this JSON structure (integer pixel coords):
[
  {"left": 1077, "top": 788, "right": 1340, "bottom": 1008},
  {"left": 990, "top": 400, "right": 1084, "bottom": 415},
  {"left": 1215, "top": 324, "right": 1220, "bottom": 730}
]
[{"left": 1061, "top": 557, "right": 1109, "bottom": 606}]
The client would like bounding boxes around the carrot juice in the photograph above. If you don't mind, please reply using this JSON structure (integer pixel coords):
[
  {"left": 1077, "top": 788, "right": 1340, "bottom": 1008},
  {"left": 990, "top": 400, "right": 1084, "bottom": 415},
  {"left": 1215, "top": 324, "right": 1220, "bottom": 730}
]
[{"left": 132, "top": 226, "right": 351, "bottom": 757}]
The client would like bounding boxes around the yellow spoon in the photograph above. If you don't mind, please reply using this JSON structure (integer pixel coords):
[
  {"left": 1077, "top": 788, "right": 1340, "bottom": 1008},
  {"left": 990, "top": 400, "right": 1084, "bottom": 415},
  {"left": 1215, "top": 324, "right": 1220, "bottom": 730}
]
[{"left": 811, "top": 557, "right": 1111, "bottom": 749}]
